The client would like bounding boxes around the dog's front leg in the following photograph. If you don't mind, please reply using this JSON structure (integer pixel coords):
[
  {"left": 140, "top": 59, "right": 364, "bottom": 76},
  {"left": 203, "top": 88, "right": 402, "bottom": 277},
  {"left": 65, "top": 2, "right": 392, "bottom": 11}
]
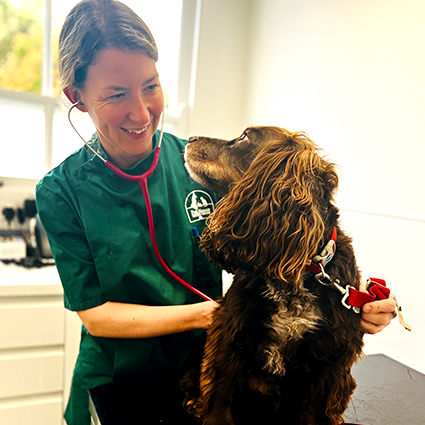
[
  {"left": 198, "top": 338, "right": 236, "bottom": 424},
  {"left": 301, "top": 358, "right": 358, "bottom": 425},
  {"left": 196, "top": 307, "right": 242, "bottom": 425}
]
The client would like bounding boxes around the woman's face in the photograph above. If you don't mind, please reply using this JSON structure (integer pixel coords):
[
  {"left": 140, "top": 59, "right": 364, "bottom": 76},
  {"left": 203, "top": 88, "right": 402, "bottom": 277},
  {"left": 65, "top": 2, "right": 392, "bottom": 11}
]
[{"left": 78, "top": 48, "right": 164, "bottom": 168}]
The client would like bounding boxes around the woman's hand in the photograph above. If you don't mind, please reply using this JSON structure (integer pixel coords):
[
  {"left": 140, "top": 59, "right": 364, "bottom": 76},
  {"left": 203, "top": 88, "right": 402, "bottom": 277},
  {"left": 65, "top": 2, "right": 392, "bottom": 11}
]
[
  {"left": 359, "top": 280, "right": 397, "bottom": 334},
  {"left": 196, "top": 299, "right": 220, "bottom": 329}
]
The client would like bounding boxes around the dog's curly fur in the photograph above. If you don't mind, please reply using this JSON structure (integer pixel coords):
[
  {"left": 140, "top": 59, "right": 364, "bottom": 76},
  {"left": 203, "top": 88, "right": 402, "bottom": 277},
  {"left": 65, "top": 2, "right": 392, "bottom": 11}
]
[{"left": 182, "top": 127, "right": 364, "bottom": 425}]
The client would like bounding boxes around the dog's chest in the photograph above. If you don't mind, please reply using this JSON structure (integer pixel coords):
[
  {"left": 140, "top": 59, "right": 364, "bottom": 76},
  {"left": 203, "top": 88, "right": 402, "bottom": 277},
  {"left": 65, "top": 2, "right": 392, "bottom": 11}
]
[{"left": 253, "top": 282, "right": 322, "bottom": 374}]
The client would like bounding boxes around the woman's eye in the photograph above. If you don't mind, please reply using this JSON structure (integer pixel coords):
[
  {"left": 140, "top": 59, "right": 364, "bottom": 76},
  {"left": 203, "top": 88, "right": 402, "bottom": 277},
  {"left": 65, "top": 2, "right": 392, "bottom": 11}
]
[
  {"left": 146, "top": 83, "right": 159, "bottom": 92},
  {"left": 109, "top": 93, "right": 125, "bottom": 100}
]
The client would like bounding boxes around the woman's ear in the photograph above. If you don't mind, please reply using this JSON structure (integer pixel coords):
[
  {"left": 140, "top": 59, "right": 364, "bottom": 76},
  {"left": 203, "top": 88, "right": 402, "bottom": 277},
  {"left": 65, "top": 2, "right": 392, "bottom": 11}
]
[{"left": 63, "top": 87, "right": 87, "bottom": 112}]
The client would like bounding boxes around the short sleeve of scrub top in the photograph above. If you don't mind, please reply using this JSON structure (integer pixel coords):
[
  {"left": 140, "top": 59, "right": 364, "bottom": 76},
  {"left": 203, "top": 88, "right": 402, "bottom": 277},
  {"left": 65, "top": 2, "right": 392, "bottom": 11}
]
[{"left": 35, "top": 183, "right": 107, "bottom": 311}]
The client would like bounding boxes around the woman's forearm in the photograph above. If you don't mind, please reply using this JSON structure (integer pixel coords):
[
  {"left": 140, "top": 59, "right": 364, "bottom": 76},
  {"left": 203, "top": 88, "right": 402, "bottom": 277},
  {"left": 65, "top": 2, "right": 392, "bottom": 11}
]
[{"left": 77, "top": 300, "right": 219, "bottom": 338}]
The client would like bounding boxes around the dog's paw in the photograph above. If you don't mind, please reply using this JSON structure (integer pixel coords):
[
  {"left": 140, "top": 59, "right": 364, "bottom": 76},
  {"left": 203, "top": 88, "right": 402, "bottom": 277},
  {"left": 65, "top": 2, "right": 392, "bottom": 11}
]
[{"left": 182, "top": 397, "right": 201, "bottom": 418}]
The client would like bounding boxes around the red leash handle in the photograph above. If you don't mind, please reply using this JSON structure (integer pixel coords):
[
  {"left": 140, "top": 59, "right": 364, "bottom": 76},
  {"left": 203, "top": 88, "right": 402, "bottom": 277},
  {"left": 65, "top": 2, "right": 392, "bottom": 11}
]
[
  {"left": 349, "top": 279, "right": 412, "bottom": 331},
  {"left": 347, "top": 278, "right": 391, "bottom": 309}
]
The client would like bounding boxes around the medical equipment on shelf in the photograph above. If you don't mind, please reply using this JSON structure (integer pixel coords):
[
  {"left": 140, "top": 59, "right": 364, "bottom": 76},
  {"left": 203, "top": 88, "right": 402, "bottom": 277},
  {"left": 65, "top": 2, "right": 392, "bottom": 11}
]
[{"left": 68, "top": 102, "right": 213, "bottom": 302}]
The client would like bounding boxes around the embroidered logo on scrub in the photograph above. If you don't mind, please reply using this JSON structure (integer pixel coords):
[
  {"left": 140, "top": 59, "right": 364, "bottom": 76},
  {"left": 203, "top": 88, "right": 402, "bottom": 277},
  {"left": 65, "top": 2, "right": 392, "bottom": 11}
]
[{"left": 185, "top": 190, "right": 215, "bottom": 223}]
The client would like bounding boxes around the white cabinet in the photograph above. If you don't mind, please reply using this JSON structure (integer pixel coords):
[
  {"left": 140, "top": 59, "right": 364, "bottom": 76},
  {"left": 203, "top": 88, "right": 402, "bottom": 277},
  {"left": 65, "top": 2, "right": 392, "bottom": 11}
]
[{"left": 0, "top": 264, "right": 81, "bottom": 425}]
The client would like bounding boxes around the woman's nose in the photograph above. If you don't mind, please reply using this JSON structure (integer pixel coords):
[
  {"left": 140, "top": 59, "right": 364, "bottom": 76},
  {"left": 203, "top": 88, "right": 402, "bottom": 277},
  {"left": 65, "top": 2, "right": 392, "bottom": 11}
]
[{"left": 128, "top": 94, "right": 150, "bottom": 122}]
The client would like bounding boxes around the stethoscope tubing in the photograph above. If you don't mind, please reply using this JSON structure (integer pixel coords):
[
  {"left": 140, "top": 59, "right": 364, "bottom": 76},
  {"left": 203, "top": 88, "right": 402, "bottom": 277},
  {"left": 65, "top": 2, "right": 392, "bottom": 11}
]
[{"left": 68, "top": 102, "right": 213, "bottom": 302}]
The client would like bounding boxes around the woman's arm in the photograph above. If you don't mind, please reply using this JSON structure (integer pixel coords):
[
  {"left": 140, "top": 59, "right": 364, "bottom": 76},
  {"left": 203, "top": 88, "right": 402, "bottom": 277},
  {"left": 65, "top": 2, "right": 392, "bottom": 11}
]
[
  {"left": 77, "top": 300, "right": 219, "bottom": 338},
  {"left": 78, "top": 292, "right": 395, "bottom": 338}
]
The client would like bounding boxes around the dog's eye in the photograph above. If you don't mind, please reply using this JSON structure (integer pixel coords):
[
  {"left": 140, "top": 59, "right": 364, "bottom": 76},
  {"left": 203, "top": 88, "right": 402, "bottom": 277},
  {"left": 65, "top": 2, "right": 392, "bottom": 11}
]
[
  {"left": 227, "top": 132, "right": 249, "bottom": 147},
  {"left": 238, "top": 133, "right": 248, "bottom": 142}
]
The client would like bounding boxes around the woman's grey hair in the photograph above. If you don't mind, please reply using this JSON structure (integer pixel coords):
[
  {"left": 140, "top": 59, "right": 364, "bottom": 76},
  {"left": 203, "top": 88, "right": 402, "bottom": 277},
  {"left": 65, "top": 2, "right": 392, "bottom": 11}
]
[{"left": 59, "top": 0, "right": 158, "bottom": 90}]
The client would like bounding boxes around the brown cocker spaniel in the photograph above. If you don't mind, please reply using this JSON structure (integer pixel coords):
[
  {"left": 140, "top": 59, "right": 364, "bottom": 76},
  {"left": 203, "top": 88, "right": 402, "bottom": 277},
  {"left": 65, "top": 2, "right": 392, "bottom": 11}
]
[{"left": 183, "top": 127, "right": 364, "bottom": 425}]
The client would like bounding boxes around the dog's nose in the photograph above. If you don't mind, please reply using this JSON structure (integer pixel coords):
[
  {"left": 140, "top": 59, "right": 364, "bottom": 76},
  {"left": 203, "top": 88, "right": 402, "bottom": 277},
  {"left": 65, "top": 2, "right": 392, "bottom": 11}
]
[{"left": 188, "top": 136, "right": 199, "bottom": 144}]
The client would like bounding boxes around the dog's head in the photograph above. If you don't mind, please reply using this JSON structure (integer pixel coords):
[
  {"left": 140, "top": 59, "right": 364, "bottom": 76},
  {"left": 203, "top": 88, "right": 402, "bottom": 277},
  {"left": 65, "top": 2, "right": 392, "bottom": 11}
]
[
  {"left": 185, "top": 127, "right": 291, "bottom": 197},
  {"left": 185, "top": 126, "right": 339, "bottom": 283}
]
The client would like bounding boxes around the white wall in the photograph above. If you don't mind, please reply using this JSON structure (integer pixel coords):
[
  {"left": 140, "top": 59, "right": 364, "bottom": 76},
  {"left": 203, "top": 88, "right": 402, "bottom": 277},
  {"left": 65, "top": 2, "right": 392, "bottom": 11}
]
[
  {"left": 188, "top": 0, "right": 251, "bottom": 138},
  {"left": 244, "top": 0, "right": 425, "bottom": 215},
  {"left": 193, "top": 0, "right": 425, "bottom": 373}
]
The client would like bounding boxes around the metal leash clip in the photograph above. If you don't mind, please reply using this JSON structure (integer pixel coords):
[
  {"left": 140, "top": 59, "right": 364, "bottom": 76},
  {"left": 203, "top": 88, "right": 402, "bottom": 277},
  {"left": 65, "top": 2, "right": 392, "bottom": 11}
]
[{"left": 315, "top": 263, "right": 360, "bottom": 313}]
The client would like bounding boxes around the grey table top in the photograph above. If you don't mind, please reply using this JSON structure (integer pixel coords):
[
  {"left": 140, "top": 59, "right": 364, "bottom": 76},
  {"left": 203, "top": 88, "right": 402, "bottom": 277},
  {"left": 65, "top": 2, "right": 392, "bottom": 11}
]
[{"left": 344, "top": 354, "right": 425, "bottom": 425}]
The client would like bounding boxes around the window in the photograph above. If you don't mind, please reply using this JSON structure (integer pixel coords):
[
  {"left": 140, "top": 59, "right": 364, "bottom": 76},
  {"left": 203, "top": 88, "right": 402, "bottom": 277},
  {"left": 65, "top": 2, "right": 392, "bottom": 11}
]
[
  {"left": 0, "top": 0, "right": 45, "bottom": 95},
  {"left": 0, "top": 96, "right": 46, "bottom": 178},
  {"left": 0, "top": 0, "right": 194, "bottom": 179}
]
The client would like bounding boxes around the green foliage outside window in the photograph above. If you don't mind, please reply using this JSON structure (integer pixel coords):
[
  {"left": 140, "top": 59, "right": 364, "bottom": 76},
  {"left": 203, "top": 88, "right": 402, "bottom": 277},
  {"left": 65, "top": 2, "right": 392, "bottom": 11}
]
[{"left": 0, "top": 0, "right": 60, "bottom": 95}]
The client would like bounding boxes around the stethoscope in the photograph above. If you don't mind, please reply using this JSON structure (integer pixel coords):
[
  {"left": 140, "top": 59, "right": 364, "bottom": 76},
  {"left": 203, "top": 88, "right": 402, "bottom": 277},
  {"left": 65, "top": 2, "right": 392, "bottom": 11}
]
[{"left": 68, "top": 101, "right": 213, "bottom": 302}]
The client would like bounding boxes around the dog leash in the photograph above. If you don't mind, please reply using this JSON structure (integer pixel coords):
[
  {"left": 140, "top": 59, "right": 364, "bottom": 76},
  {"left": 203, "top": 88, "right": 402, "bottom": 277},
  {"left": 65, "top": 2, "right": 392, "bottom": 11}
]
[
  {"left": 349, "top": 278, "right": 412, "bottom": 331},
  {"left": 305, "top": 228, "right": 412, "bottom": 331}
]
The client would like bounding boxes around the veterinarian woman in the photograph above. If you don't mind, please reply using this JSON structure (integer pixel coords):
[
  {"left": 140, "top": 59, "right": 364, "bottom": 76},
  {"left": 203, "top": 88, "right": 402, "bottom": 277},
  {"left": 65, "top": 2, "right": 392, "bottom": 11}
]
[{"left": 35, "top": 1, "right": 397, "bottom": 424}]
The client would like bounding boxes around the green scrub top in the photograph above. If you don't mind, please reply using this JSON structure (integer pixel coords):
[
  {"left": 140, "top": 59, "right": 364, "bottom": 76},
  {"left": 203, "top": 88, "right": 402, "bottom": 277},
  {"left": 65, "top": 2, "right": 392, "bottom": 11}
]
[{"left": 36, "top": 131, "right": 222, "bottom": 425}]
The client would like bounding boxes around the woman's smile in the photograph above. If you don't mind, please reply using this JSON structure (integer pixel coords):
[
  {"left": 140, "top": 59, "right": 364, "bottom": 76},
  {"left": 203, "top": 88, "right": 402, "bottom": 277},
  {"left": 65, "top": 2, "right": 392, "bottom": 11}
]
[
  {"left": 122, "top": 126, "right": 149, "bottom": 135},
  {"left": 120, "top": 124, "right": 151, "bottom": 139}
]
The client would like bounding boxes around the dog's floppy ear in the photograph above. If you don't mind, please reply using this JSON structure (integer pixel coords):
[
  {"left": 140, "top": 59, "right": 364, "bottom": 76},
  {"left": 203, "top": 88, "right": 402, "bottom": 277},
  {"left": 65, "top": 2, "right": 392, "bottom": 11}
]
[{"left": 200, "top": 133, "right": 338, "bottom": 283}]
